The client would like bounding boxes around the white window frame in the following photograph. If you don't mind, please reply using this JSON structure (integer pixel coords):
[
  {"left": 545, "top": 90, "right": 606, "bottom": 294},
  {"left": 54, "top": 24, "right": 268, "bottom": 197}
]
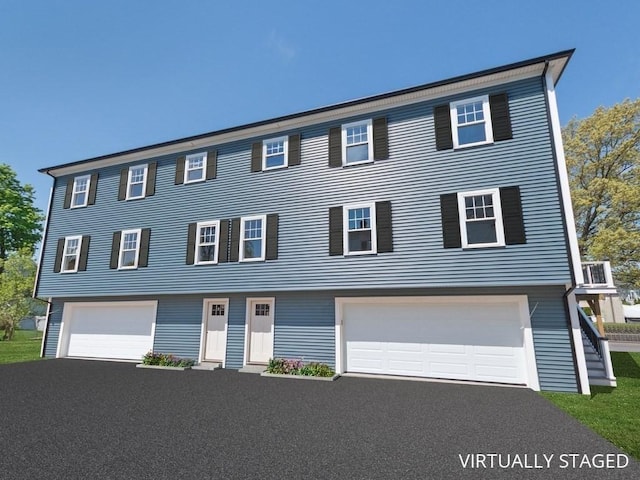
[
  {"left": 118, "top": 228, "right": 142, "bottom": 270},
  {"left": 450, "top": 95, "right": 494, "bottom": 149},
  {"left": 341, "top": 119, "right": 374, "bottom": 166},
  {"left": 343, "top": 202, "right": 377, "bottom": 255},
  {"left": 239, "top": 214, "right": 267, "bottom": 262},
  {"left": 184, "top": 152, "right": 208, "bottom": 184},
  {"left": 61, "top": 235, "right": 82, "bottom": 273},
  {"left": 457, "top": 188, "right": 505, "bottom": 249},
  {"left": 195, "top": 220, "right": 220, "bottom": 265},
  {"left": 126, "top": 164, "right": 148, "bottom": 200},
  {"left": 262, "top": 136, "right": 288, "bottom": 171},
  {"left": 70, "top": 175, "right": 91, "bottom": 208}
]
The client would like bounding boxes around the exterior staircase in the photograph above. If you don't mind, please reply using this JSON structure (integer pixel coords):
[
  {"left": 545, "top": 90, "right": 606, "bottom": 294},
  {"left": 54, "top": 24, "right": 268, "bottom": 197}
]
[
  {"left": 581, "top": 332, "right": 616, "bottom": 386},
  {"left": 578, "top": 306, "right": 617, "bottom": 387}
]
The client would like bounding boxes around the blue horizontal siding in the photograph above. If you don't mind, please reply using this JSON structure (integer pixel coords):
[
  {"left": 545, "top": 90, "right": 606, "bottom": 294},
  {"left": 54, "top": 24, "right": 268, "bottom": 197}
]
[{"left": 37, "top": 76, "right": 572, "bottom": 298}]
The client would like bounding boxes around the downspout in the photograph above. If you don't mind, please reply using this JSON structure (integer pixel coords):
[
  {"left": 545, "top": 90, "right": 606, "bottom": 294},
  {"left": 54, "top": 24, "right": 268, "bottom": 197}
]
[{"left": 563, "top": 287, "right": 590, "bottom": 395}]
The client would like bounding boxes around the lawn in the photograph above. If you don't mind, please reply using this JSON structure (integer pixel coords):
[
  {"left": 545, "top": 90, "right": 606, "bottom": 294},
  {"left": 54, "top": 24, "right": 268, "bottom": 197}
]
[
  {"left": 0, "top": 329, "right": 43, "bottom": 365},
  {"left": 542, "top": 352, "right": 640, "bottom": 460}
]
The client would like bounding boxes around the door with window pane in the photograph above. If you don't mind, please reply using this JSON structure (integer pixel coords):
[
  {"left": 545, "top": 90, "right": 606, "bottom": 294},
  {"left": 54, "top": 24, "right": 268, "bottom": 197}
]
[
  {"left": 247, "top": 299, "right": 274, "bottom": 364},
  {"left": 204, "top": 301, "right": 228, "bottom": 362}
]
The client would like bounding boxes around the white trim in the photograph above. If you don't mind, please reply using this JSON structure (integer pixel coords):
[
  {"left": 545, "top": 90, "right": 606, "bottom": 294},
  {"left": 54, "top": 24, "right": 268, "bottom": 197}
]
[
  {"left": 239, "top": 214, "right": 267, "bottom": 262},
  {"left": 341, "top": 119, "right": 374, "bottom": 166},
  {"left": 450, "top": 95, "right": 494, "bottom": 149},
  {"left": 343, "top": 202, "right": 377, "bottom": 255},
  {"left": 184, "top": 152, "right": 208, "bottom": 184},
  {"left": 545, "top": 72, "right": 584, "bottom": 285},
  {"left": 125, "top": 164, "right": 148, "bottom": 200},
  {"left": 200, "top": 298, "right": 229, "bottom": 367},
  {"left": 334, "top": 295, "right": 540, "bottom": 390},
  {"left": 194, "top": 220, "right": 220, "bottom": 265},
  {"left": 34, "top": 186, "right": 54, "bottom": 297},
  {"left": 457, "top": 188, "right": 505, "bottom": 248},
  {"left": 56, "top": 300, "right": 158, "bottom": 359},
  {"left": 118, "top": 228, "right": 142, "bottom": 270},
  {"left": 39, "top": 297, "right": 51, "bottom": 358},
  {"left": 262, "top": 136, "right": 289, "bottom": 171},
  {"left": 566, "top": 291, "right": 591, "bottom": 395},
  {"left": 60, "top": 235, "right": 83, "bottom": 273},
  {"left": 243, "top": 297, "right": 275, "bottom": 366},
  {"left": 70, "top": 174, "right": 91, "bottom": 208}
]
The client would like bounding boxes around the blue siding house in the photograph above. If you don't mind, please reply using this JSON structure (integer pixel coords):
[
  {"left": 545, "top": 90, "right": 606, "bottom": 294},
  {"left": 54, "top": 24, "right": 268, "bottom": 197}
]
[{"left": 35, "top": 49, "right": 615, "bottom": 394}]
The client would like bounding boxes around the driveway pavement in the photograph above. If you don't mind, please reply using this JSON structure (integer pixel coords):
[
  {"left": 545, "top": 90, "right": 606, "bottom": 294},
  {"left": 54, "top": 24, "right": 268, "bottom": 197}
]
[{"left": 1, "top": 359, "right": 638, "bottom": 479}]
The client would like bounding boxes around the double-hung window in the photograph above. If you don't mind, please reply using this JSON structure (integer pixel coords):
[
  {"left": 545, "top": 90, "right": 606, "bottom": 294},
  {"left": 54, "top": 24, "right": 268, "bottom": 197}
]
[
  {"left": 342, "top": 119, "right": 373, "bottom": 165},
  {"left": 450, "top": 95, "right": 493, "bottom": 148},
  {"left": 61, "top": 236, "right": 82, "bottom": 273},
  {"left": 343, "top": 202, "right": 377, "bottom": 255},
  {"left": 240, "top": 215, "right": 266, "bottom": 262},
  {"left": 119, "top": 229, "right": 141, "bottom": 269},
  {"left": 263, "top": 137, "right": 288, "bottom": 170},
  {"left": 457, "top": 189, "right": 504, "bottom": 248},
  {"left": 195, "top": 221, "right": 220, "bottom": 264},
  {"left": 127, "top": 165, "right": 148, "bottom": 200},
  {"left": 185, "top": 153, "right": 207, "bottom": 183},
  {"left": 71, "top": 175, "right": 90, "bottom": 208}
]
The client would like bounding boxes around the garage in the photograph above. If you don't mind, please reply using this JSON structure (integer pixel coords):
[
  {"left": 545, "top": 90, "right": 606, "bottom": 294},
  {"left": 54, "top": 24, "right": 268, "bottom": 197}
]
[
  {"left": 336, "top": 296, "right": 539, "bottom": 389},
  {"left": 57, "top": 301, "right": 157, "bottom": 361}
]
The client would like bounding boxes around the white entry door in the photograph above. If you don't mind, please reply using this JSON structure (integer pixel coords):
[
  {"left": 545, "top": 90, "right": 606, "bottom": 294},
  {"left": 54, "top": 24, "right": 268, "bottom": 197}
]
[
  {"left": 204, "top": 300, "right": 228, "bottom": 363},
  {"left": 247, "top": 298, "right": 274, "bottom": 364}
]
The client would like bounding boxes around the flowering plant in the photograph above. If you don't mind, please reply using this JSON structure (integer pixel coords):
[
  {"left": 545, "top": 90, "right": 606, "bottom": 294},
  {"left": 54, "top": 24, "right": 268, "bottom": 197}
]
[{"left": 266, "top": 358, "right": 334, "bottom": 377}]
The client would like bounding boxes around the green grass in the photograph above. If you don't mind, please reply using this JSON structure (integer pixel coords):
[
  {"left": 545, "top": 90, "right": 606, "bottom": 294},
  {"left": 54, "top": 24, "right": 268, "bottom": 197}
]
[
  {"left": 542, "top": 352, "right": 640, "bottom": 460},
  {"left": 0, "top": 329, "right": 44, "bottom": 365}
]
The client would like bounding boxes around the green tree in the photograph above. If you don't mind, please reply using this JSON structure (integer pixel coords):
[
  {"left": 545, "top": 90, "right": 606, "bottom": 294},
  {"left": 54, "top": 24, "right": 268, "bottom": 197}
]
[
  {"left": 563, "top": 98, "right": 640, "bottom": 288},
  {"left": 0, "top": 164, "right": 43, "bottom": 269},
  {"left": 0, "top": 251, "right": 38, "bottom": 340}
]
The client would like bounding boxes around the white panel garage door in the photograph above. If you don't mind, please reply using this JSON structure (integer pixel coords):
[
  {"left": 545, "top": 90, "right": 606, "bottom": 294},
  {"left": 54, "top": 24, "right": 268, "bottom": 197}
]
[
  {"left": 341, "top": 296, "right": 535, "bottom": 386},
  {"left": 59, "top": 302, "right": 157, "bottom": 360}
]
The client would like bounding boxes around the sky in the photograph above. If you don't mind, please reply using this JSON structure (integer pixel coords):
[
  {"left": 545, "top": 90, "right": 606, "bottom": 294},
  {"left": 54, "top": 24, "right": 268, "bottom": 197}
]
[{"left": 1, "top": 0, "right": 639, "bottom": 216}]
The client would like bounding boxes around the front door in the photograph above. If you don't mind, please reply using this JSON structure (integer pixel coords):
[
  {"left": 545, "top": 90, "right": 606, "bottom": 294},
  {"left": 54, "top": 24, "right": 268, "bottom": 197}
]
[
  {"left": 247, "top": 299, "right": 274, "bottom": 364},
  {"left": 204, "top": 301, "right": 228, "bottom": 362}
]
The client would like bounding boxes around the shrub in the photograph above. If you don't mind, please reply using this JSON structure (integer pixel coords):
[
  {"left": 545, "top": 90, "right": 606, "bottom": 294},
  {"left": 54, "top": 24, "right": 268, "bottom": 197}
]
[
  {"left": 267, "top": 358, "right": 334, "bottom": 377},
  {"left": 141, "top": 351, "right": 194, "bottom": 367}
]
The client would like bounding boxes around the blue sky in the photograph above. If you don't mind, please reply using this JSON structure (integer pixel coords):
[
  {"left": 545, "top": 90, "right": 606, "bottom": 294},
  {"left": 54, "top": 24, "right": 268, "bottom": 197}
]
[{"left": 1, "top": 0, "right": 639, "bottom": 215}]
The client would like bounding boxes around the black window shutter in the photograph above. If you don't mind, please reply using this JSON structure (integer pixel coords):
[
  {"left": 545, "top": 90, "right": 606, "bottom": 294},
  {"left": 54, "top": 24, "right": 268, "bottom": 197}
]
[
  {"left": 186, "top": 223, "right": 197, "bottom": 265},
  {"left": 288, "top": 134, "right": 301, "bottom": 166},
  {"left": 117, "top": 169, "right": 128, "bottom": 201},
  {"left": 110, "top": 231, "right": 122, "bottom": 269},
  {"left": 206, "top": 151, "right": 217, "bottom": 180},
  {"left": 434, "top": 104, "right": 453, "bottom": 151},
  {"left": 146, "top": 162, "right": 157, "bottom": 197},
  {"left": 78, "top": 236, "right": 90, "bottom": 271},
  {"left": 375, "top": 201, "right": 393, "bottom": 253},
  {"left": 500, "top": 186, "right": 526, "bottom": 245},
  {"left": 251, "top": 143, "right": 262, "bottom": 172},
  {"left": 138, "top": 228, "right": 151, "bottom": 267},
  {"left": 265, "top": 214, "right": 279, "bottom": 260},
  {"left": 329, "top": 206, "right": 343, "bottom": 256},
  {"left": 175, "top": 157, "right": 185, "bottom": 184},
  {"left": 440, "top": 193, "right": 462, "bottom": 248},
  {"left": 87, "top": 173, "right": 98, "bottom": 205},
  {"left": 63, "top": 180, "right": 73, "bottom": 209},
  {"left": 373, "top": 117, "right": 389, "bottom": 160},
  {"left": 489, "top": 93, "right": 513, "bottom": 142},
  {"left": 229, "top": 218, "right": 241, "bottom": 262},
  {"left": 54, "top": 238, "right": 65, "bottom": 273},
  {"left": 328, "top": 127, "right": 342, "bottom": 168},
  {"left": 218, "top": 220, "right": 230, "bottom": 263}
]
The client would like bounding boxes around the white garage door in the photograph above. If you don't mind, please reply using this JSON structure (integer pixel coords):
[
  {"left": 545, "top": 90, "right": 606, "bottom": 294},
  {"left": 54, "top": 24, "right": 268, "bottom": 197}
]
[
  {"left": 59, "top": 301, "right": 157, "bottom": 361},
  {"left": 340, "top": 296, "right": 537, "bottom": 387}
]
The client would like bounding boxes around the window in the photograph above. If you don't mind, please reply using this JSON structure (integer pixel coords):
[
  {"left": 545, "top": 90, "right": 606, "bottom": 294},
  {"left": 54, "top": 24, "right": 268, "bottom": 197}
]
[
  {"left": 118, "top": 229, "right": 141, "bottom": 269},
  {"left": 450, "top": 95, "right": 493, "bottom": 148},
  {"left": 263, "top": 137, "right": 288, "bottom": 170},
  {"left": 240, "top": 215, "right": 266, "bottom": 262},
  {"left": 184, "top": 153, "right": 207, "bottom": 183},
  {"left": 127, "top": 165, "right": 148, "bottom": 200},
  {"left": 71, "top": 175, "right": 90, "bottom": 208},
  {"left": 61, "top": 236, "right": 82, "bottom": 273},
  {"left": 342, "top": 120, "right": 373, "bottom": 165},
  {"left": 195, "top": 221, "right": 220, "bottom": 264},
  {"left": 457, "top": 189, "right": 504, "bottom": 248},
  {"left": 343, "top": 203, "right": 377, "bottom": 255}
]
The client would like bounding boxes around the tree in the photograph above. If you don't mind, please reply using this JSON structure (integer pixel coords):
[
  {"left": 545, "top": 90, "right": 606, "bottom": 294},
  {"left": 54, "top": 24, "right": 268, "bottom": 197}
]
[
  {"left": 0, "top": 251, "right": 38, "bottom": 340},
  {"left": 0, "top": 164, "right": 43, "bottom": 269},
  {"left": 563, "top": 98, "right": 640, "bottom": 288}
]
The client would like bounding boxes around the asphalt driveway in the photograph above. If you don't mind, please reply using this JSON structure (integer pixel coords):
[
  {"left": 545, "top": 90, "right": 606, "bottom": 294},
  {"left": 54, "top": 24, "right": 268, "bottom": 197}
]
[{"left": 1, "top": 360, "right": 638, "bottom": 480}]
